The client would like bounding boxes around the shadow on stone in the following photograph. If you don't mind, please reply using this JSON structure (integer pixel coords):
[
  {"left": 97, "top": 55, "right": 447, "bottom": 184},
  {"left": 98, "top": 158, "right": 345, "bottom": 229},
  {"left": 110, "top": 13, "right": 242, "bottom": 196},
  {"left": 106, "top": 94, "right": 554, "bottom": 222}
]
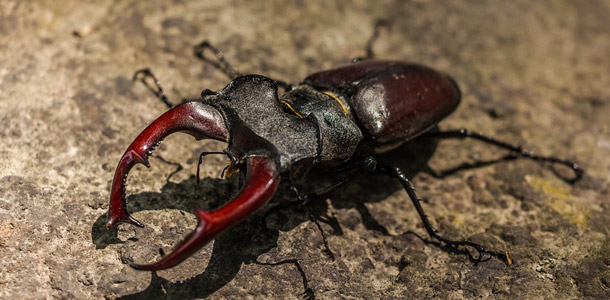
[{"left": 90, "top": 137, "right": 441, "bottom": 299}]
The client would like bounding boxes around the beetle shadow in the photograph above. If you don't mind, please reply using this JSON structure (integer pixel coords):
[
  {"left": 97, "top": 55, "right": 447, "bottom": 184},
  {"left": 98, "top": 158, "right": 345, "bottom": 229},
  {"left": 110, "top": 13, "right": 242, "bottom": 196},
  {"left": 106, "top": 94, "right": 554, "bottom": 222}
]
[
  {"left": 90, "top": 138, "right": 441, "bottom": 299},
  {"left": 263, "top": 137, "right": 442, "bottom": 239},
  {"left": 91, "top": 175, "right": 285, "bottom": 299}
]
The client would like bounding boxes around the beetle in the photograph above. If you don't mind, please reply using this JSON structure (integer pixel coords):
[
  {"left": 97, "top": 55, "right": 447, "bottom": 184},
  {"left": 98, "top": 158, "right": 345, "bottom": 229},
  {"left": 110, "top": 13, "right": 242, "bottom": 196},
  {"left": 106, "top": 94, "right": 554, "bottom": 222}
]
[{"left": 106, "top": 24, "right": 582, "bottom": 271}]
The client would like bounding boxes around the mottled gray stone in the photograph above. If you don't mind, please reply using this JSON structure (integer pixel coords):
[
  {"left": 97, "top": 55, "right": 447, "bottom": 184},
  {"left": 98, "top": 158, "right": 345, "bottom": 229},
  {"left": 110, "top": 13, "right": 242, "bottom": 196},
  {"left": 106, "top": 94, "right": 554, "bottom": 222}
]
[{"left": 1, "top": 1, "right": 609, "bottom": 299}]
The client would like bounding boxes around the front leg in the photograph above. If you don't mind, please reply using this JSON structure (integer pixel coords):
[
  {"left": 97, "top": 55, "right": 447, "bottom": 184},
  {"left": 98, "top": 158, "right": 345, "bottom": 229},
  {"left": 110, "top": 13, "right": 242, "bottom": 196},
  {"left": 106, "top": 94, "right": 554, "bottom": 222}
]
[{"left": 132, "top": 68, "right": 175, "bottom": 108}]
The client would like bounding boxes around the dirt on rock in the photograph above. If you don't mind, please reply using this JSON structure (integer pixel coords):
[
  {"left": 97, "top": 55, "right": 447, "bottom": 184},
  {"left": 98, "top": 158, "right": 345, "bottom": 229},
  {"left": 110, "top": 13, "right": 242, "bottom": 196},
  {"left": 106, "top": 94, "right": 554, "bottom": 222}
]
[{"left": 1, "top": 1, "right": 609, "bottom": 299}]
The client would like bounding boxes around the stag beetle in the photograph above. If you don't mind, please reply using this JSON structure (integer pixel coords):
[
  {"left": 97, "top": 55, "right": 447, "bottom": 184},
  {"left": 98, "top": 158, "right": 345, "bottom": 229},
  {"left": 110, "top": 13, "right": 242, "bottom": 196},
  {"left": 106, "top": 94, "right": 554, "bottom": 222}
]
[{"left": 106, "top": 23, "right": 582, "bottom": 271}]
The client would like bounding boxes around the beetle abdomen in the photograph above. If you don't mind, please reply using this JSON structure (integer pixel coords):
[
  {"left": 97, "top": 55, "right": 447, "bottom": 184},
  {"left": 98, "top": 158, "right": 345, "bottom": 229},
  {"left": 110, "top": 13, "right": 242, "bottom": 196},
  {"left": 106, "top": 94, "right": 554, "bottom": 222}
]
[{"left": 303, "top": 60, "right": 461, "bottom": 144}]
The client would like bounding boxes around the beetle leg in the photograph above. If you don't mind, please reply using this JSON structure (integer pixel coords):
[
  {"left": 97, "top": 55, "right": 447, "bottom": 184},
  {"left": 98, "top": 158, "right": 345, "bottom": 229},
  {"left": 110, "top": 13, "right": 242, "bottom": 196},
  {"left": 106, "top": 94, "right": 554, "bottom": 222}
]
[
  {"left": 254, "top": 258, "right": 314, "bottom": 300},
  {"left": 193, "top": 40, "right": 242, "bottom": 80},
  {"left": 133, "top": 68, "right": 174, "bottom": 108},
  {"left": 290, "top": 187, "right": 335, "bottom": 260},
  {"left": 422, "top": 128, "right": 583, "bottom": 183},
  {"left": 376, "top": 164, "right": 509, "bottom": 263},
  {"left": 261, "top": 157, "right": 369, "bottom": 234},
  {"left": 303, "top": 205, "right": 335, "bottom": 260},
  {"left": 195, "top": 151, "right": 225, "bottom": 183},
  {"left": 260, "top": 195, "right": 326, "bottom": 253},
  {"left": 150, "top": 155, "right": 183, "bottom": 183},
  {"left": 261, "top": 157, "right": 376, "bottom": 258},
  {"left": 193, "top": 40, "right": 296, "bottom": 92},
  {"left": 423, "top": 153, "right": 518, "bottom": 179},
  {"left": 352, "top": 19, "right": 390, "bottom": 63},
  {"left": 260, "top": 190, "right": 336, "bottom": 259}
]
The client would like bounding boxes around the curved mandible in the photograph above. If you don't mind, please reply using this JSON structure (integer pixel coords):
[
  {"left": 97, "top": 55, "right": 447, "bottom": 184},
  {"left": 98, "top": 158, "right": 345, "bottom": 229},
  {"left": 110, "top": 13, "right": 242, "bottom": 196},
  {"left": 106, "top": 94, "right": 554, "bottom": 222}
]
[
  {"left": 130, "top": 156, "right": 280, "bottom": 271},
  {"left": 106, "top": 102, "right": 229, "bottom": 229}
]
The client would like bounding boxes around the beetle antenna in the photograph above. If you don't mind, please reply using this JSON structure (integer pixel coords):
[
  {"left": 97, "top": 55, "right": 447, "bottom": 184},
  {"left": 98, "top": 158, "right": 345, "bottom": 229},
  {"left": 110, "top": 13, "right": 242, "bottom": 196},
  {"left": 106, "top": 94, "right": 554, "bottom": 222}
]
[{"left": 220, "top": 165, "right": 229, "bottom": 179}]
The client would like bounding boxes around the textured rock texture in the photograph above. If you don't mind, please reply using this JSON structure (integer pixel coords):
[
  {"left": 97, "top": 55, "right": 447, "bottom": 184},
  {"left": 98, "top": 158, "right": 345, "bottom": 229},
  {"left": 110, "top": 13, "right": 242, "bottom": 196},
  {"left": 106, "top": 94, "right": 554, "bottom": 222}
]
[{"left": 1, "top": 1, "right": 609, "bottom": 299}]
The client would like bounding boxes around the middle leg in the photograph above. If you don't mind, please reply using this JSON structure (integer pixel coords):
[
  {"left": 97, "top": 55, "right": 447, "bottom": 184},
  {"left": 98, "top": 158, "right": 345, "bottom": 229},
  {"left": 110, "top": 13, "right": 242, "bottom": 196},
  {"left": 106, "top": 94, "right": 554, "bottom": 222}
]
[
  {"left": 376, "top": 163, "right": 509, "bottom": 263},
  {"left": 261, "top": 157, "right": 377, "bottom": 258}
]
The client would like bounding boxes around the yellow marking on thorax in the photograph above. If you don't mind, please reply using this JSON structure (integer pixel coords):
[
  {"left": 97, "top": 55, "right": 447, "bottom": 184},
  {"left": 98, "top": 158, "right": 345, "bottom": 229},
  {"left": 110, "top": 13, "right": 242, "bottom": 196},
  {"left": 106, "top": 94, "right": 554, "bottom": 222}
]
[
  {"left": 322, "top": 91, "right": 349, "bottom": 117},
  {"left": 280, "top": 100, "right": 304, "bottom": 119}
]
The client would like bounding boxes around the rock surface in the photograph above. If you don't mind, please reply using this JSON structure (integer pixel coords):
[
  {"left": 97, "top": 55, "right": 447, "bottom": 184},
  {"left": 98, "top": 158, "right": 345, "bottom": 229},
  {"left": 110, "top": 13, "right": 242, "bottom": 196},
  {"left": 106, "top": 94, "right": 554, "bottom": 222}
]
[{"left": 1, "top": 1, "right": 609, "bottom": 299}]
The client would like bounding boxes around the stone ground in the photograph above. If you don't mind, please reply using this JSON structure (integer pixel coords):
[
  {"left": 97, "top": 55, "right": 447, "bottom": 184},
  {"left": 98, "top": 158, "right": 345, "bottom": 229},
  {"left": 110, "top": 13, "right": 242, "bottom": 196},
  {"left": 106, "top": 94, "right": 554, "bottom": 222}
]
[{"left": 1, "top": 1, "right": 609, "bottom": 299}]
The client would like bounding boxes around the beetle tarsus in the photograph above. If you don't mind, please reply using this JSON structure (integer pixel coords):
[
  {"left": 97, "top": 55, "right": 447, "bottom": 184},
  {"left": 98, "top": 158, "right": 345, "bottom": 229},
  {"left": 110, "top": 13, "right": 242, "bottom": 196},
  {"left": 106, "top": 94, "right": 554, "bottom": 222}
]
[
  {"left": 194, "top": 40, "right": 296, "bottom": 93},
  {"left": 425, "top": 153, "right": 519, "bottom": 178}
]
